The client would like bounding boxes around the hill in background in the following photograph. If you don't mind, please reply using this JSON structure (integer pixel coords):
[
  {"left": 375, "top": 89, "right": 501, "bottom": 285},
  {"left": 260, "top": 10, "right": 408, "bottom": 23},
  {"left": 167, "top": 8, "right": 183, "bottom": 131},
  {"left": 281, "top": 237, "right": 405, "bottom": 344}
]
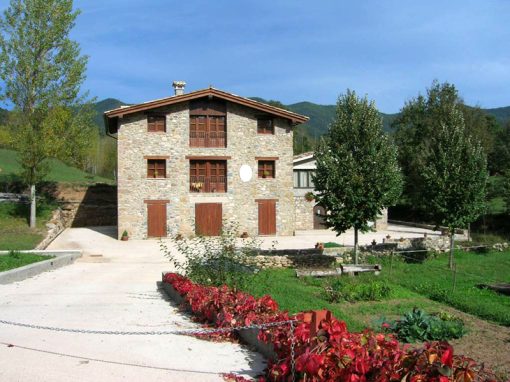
[{"left": 4, "top": 96, "right": 510, "bottom": 145}]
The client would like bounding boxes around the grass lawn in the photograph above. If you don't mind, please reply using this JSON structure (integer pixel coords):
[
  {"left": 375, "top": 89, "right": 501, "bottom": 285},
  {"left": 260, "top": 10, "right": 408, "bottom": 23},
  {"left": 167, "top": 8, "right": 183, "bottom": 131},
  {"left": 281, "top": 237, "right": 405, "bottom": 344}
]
[
  {"left": 0, "top": 148, "right": 113, "bottom": 184},
  {"left": 243, "top": 250, "right": 510, "bottom": 331},
  {"left": 376, "top": 250, "right": 510, "bottom": 325},
  {"left": 0, "top": 202, "right": 55, "bottom": 250},
  {"left": 0, "top": 251, "right": 53, "bottom": 272},
  {"left": 245, "top": 269, "right": 445, "bottom": 332}
]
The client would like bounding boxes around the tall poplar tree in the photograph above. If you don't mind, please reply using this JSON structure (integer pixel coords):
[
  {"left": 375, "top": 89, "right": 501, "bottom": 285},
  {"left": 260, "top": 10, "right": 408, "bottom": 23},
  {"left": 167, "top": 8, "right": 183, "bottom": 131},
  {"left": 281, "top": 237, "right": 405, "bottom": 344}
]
[
  {"left": 0, "top": 0, "right": 93, "bottom": 227},
  {"left": 420, "top": 103, "right": 487, "bottom": 269},
  {"left": 313, "top": 90, "right": 402, "bottom": 263}
]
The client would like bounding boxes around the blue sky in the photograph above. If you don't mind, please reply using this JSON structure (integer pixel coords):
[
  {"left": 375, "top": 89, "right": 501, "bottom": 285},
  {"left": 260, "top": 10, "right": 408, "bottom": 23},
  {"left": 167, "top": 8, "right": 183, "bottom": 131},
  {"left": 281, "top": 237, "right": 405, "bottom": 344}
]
[{"left": 3, "top": 0, "right": 510, "bottom": 112}]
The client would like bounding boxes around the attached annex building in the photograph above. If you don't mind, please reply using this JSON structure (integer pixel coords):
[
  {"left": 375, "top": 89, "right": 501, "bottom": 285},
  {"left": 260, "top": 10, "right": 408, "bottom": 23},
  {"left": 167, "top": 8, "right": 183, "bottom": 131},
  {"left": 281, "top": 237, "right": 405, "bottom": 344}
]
[{"left": 104, "top": 82, "right": 308, "bottom": 239}]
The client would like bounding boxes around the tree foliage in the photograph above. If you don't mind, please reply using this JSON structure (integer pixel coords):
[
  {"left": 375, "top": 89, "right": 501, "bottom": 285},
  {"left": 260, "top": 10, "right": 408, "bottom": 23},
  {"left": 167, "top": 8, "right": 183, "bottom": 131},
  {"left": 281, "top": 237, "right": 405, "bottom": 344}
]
[
  {"left": 393, "top": 81, "right": 496, "bottom": 212},
  {"left": 313, "top": 90, "right": 402, "bottom": 262},
  {"left": 419, "top": 103, "right": 487, "bottom": 267},
  {"left": 0, "top": 0, "right": 94, "bottom": 226}
]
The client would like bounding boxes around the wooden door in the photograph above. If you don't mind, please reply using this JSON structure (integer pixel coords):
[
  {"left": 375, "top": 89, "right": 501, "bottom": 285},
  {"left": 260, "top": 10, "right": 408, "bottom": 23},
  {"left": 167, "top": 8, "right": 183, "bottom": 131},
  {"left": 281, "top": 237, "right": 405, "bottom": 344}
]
[
  {"left": 258, "top": 200, "right": 276, "bottom": 235},
  {"left": 147, "top": 202, "right": 167, "bottom": 237},
  {"left": 195, "top": 203, "right": 222, "bottom": 236},
  {"left": 313, "top": 204, "right": 327, "bottom": 230}
]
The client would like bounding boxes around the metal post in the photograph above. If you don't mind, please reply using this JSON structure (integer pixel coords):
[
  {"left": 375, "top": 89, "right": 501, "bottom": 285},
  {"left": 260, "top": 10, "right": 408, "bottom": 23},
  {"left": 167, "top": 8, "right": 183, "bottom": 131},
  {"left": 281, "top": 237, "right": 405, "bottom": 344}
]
[
  {"left": 390, "top": 251, "right": 394, "bottom": 276},
  {"left": 452, "top": 263, "right": 457, "bottom": 293}
]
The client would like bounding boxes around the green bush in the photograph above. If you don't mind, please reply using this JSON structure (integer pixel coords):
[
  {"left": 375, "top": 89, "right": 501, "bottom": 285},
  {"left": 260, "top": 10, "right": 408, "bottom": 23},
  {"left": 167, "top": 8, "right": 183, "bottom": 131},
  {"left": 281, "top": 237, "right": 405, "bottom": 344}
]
[
  {"left": 381, "top": 308, "right": 466, "bottom": 343},
  {"left": 324, "top": 242, "right": 342, "bottom": 248},
  {"left": 160, "top": 222, "right": 260, "bottom": 290},
  {"left": 323, "top": 277, "right": 392, "bottom": 302}
]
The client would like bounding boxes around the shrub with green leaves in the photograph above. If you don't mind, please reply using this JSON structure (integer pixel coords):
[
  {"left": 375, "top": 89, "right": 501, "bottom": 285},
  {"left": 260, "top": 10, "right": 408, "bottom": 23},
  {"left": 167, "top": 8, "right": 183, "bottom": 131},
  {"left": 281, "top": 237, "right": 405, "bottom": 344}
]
[
  {"left": 381, "top": 308, "right": 466, "bottom": 343},
  {"left": 324, "top": 242, "right": 342, "bottom": 248},
  {"left": 323, "top": 277, "right": 392, "bottom": 302},
  {"left": 160, "top": 222, "right": 260, "bottom": 290}
]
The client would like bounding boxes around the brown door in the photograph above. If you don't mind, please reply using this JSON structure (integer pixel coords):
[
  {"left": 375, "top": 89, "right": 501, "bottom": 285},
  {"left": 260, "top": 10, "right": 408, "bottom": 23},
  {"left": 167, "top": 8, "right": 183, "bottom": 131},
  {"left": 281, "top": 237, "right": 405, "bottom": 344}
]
[
  {"left": 313, "top": 204, "right": 327, "bottom": 229},
  {"left": 147, "top": 202, "right": 167, "bottom": 237},
  {"left": 258, "top": 200, "right": 276, "bottom": 235},
  {"left": 195, "top": 203, "right": 222, "bottom": 236}
]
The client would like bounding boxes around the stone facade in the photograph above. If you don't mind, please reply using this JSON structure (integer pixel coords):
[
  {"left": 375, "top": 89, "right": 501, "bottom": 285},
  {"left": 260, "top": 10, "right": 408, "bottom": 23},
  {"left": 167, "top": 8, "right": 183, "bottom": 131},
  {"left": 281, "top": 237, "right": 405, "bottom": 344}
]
[
  {"left": 117, "top": 101, "right": 296, "bottom": 239},
  {"left": 292, "top": 153, "right": 389, "bottom": 231},
  {"left": 294, "top": 195, "right": 314, "bottom": 230}
]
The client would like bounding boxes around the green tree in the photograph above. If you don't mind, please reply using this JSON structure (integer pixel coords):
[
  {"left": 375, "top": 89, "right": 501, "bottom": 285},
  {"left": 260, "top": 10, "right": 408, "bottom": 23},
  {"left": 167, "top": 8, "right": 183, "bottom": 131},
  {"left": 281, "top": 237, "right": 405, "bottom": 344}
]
[
  {"left": 419, "top": 103, "right": 487, "bottom": 269},
  {"left": 313, "top": 90, "right": 402, "bottom": 263},
  {"left": 393, "top": 81, "right": 497, "bottom": 213},
  {"left": 0, "top": 0, "right": 93, "bottom": 227}
]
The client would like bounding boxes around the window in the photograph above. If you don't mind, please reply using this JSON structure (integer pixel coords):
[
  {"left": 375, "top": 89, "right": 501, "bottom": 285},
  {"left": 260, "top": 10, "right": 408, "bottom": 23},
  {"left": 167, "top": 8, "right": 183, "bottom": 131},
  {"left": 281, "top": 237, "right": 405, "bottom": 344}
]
[
  {"left": 190, "top": 160, "right": 227, "bottom": 193},
  {"left": 257, "top": 118, "right": 274, "bottom": 134},
  {"left": 147, "top": 159, "right": 166, "bottom": 178},
  {"left": 258, "top": 160, "right": 275, "bottom": 178},
  {"left": 190, "top": 115, "right": 226, "bottom": 147},
  {"left": 189, "top": 98, "right": 227, "bottom": 147},
  {"left": 147, "top": 115, "right": 166, "bottom": 132},
  {"left": 293, "top": 170, "right": 314, "bottom": 188}
]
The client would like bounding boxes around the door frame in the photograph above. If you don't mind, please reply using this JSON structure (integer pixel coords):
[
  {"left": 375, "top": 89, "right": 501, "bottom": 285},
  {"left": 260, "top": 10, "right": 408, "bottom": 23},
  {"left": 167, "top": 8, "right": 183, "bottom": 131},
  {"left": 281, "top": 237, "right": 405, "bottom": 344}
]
[
  {"left": 144, "top": 199, "right": 169, "bottom": 238},
  {"left": 256, "top": 199, "right": 277, "bottom": 236},
  {"left": 195, "top": 202, "right": 223, "bottom": 236}
]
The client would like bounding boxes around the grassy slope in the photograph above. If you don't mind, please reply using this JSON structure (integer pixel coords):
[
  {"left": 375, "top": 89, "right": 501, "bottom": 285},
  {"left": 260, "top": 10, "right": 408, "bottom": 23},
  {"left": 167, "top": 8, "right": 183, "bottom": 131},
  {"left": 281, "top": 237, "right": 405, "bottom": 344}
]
[
  {"left": 0, "top": 148, "right": 112, "bottom": 184},
  {"left": 243, "top": 250, "right": 510, "bottom": 331},
  {"left": 0, "top": 202, "right": 55, "bottom": 250},
  {"left": 379, "top": 250, "right": 510, "bottom": 325},
  {"left": 0, "top": 251, "right": 52, "bottom": 272},
  {"left": 245, "top": 268, "right": 442, "bottom": 331}
]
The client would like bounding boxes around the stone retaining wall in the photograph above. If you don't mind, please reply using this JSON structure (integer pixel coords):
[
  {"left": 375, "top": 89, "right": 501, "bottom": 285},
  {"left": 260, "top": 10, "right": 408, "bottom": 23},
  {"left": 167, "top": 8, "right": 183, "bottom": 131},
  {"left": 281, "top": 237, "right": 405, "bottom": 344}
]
[{"left": 244, "top": 249, "right": 335, "bottom": 269}]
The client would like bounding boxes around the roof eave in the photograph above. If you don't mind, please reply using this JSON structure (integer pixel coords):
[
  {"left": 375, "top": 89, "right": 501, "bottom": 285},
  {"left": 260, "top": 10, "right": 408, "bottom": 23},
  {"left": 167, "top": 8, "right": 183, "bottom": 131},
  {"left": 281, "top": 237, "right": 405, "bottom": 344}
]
[{"left": 104, "top": 88, "right": 309, "bottom": 125}]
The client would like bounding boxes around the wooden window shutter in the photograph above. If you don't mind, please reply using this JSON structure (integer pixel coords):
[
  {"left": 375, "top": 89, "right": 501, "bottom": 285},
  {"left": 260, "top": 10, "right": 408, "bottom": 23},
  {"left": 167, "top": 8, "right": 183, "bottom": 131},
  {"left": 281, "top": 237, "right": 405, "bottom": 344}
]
[
  {"left": 257, "top": 118, "right": 274, "bottom": 134},
  {"left": 258, "top": 160, "right": 275, "bottom": 178},
  {"left": 147, "top": 159, "right": 166, "bottom": 178},
  {"left": 148, "top": 116, "right": 166, "bottom": 132}
]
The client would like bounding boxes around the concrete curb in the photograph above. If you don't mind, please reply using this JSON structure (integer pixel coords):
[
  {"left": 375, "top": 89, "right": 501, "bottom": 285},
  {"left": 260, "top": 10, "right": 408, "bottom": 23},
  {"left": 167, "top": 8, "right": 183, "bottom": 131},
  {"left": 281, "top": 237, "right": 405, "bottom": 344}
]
[
  {"left": 160, "top": 273, "right": 277, "bottom": 360},
  {"left": 0, "top": 250, "right": 82, "bottom": 284}
]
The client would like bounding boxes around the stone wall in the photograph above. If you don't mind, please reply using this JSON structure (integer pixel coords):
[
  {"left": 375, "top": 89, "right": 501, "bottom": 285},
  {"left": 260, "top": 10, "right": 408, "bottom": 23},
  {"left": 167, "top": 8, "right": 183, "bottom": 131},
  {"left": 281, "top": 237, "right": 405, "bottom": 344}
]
[
  {"left": 244, "top": 250, "right": 335, "bottom": 269},
  {"left": 56, "top": 184, "right": 117, "bottom": 227},
  {"left": 117, "top": 101, "right": 295, "bottom": 239},
  {"left": 294, "top": 195, "right": 314, "bottom": 230}
]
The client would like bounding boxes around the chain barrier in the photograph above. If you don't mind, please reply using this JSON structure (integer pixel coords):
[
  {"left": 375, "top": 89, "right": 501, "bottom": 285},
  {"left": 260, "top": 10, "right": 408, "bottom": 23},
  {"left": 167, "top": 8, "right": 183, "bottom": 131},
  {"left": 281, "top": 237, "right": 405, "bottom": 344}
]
[
  {"left": 0, "top": 317, "right": 299, "bottom": 381},
  {"left": 289, "top": 320, "right": 296, "bottom": 382},
  {"left": 0, "top": 318, "right": 296, "bottom": 337}
]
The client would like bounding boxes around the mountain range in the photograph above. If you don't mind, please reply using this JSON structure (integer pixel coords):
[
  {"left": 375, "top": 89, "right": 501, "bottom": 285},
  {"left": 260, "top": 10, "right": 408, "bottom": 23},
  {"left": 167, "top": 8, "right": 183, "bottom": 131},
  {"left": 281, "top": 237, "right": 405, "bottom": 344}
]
[{"left": 2, "top": 98, "right": 510, "bottom": 140}]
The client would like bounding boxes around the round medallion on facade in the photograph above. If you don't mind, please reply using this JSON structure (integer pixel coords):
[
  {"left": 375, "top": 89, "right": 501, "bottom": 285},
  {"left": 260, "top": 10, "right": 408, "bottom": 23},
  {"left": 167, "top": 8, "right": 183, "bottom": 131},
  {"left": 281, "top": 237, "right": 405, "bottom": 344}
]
[{"left": 239, "top": 164, "right": 253, "bottom": 182}]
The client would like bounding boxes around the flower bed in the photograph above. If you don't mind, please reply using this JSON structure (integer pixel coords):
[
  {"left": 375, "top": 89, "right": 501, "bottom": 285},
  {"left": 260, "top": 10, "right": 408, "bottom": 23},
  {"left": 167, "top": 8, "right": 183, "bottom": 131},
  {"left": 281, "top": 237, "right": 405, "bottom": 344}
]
[{"left": 163, "top": 273, "right": 502, "bottom": 382}]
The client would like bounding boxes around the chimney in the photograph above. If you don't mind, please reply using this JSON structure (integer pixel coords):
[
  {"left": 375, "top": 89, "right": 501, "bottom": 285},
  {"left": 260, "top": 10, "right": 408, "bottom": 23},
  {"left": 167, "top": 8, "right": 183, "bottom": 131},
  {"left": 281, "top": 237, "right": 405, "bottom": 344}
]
[{"left": 172, "top": 81, "right": 186, "bottom": 96}]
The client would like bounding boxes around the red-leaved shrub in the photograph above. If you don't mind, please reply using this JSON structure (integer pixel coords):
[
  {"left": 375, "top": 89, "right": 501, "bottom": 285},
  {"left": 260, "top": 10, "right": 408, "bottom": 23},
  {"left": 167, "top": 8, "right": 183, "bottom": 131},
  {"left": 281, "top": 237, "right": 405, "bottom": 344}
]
[{"left": 163, "top": 273, "right": 501, "bottom": 382}]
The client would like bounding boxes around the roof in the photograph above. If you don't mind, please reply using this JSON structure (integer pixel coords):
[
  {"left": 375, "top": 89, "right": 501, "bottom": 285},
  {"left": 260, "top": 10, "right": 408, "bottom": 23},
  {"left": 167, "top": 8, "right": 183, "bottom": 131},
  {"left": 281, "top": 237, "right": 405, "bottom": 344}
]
[
  {"left": 104, "top": 87, "right": 309, "bottom": 126},
  {"left": 293, "top": 151, "right": 314, "bottom": 162}
]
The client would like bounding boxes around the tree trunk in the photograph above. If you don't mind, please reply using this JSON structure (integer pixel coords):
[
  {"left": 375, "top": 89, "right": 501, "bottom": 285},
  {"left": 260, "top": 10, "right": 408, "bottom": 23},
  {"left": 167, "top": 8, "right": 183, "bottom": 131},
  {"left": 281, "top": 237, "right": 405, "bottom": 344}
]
[
  {"left": 30, "top": 184, "right": 36, "bottom": 229},
  {"left": 448, "top": 231, "right": 455, "bottom": 270},
  {"left": 354, "top": 227, "right": 359, "bottom": 265}
]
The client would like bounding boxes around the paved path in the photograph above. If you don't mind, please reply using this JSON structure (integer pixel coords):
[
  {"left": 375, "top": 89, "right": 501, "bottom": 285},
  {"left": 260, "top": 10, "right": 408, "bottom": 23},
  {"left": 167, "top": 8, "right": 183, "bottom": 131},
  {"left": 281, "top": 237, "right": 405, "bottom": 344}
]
[
  {"left": 0, "top": 227, "right": 265, "bottom": 382},
  {"left": 0, "top": 224, "right": 445, "bottom": 381}
]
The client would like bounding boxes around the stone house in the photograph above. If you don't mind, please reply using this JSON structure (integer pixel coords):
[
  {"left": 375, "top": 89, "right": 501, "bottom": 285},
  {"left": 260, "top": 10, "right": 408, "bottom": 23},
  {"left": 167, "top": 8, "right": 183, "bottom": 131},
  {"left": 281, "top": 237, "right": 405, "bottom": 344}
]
[
  {"left": 293, "top": 152, "right": 388, "bottom": 231},
  {"left": 104, "top": 82, "right": 308, "bottom": 239}
]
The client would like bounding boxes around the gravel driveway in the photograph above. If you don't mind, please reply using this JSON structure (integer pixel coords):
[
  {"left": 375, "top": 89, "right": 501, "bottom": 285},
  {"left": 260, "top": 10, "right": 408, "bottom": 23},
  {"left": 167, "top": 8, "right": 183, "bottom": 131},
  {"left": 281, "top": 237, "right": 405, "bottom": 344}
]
[{"left": 0, "top": 227, "right": 265, "bottom": 382}]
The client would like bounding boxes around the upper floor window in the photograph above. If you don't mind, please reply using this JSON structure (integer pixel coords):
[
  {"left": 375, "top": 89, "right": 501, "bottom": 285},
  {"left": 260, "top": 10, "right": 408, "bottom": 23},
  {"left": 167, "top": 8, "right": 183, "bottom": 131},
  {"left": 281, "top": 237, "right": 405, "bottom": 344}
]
[
  {"left": 294, "top": 170, "right": 314, "bottom": 188},
  {"left": 190, "top": 160, "right": 227, "bottom": 193},
  {"left": 190, "top": 116, "right": 226, "bottom": 147},
  {"left": 147, "top": 159, "right": 166, "bottom": 178},
  {"left": 258, "top": 160, "right": 275, "bottom": 179},
  {"left": 257, "top": 118, "right": 274, "bottom": 134},
  {"left": 189, "top": 98, "right": 227, "bottom": 147},
  {"left": 147, "top": 115, "right": 166, "bottom": 132}
]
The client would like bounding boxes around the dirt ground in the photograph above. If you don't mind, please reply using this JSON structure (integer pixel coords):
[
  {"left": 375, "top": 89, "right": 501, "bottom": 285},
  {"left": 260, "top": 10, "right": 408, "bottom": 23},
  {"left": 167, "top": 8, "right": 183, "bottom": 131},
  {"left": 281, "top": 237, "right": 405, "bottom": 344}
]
[{"left": 448, "top": 309, "right": 510, "bottom": 379}]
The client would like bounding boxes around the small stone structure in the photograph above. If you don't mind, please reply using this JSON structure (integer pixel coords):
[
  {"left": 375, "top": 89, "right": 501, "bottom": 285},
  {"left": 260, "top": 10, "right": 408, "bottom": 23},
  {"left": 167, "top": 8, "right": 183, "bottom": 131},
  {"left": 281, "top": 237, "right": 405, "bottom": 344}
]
[{"left": 243, "top": 248, "right": 335, "bottom": 269}]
